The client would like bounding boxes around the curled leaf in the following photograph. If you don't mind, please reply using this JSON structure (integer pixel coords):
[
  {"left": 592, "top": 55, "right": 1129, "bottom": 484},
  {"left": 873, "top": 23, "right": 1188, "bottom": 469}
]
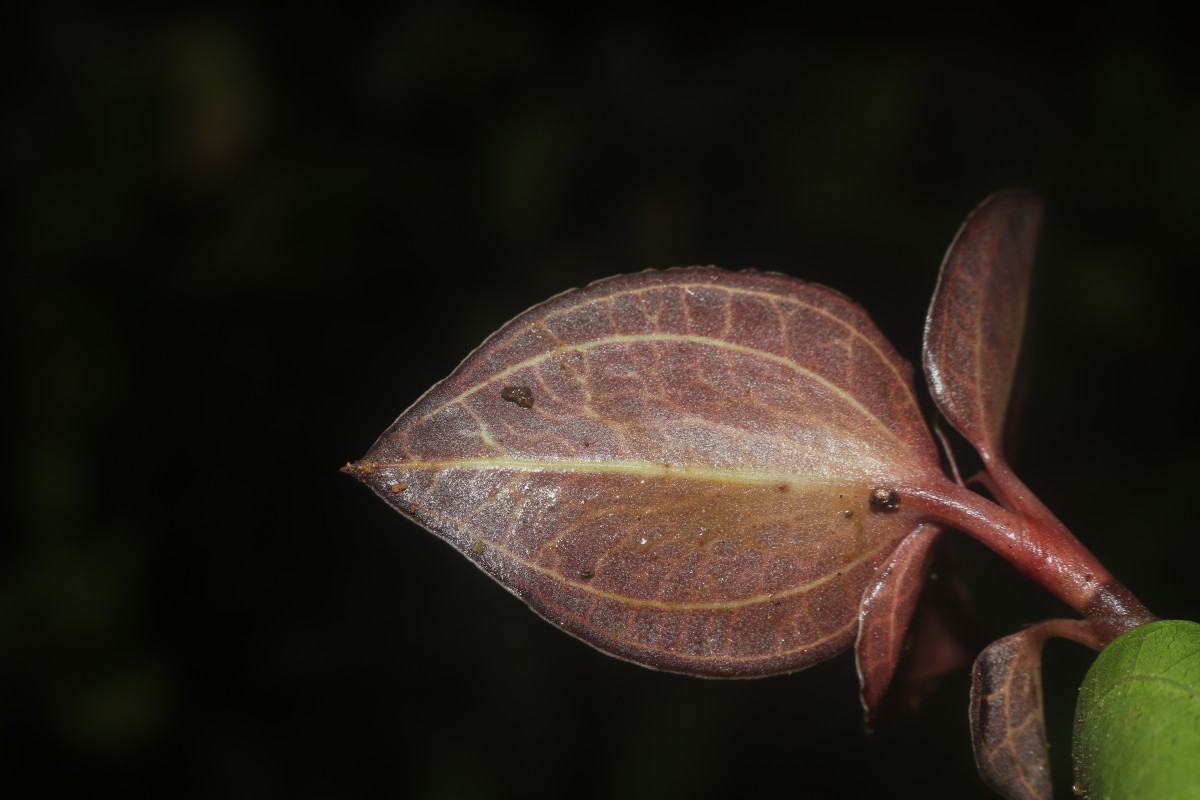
[
  {"left": 971, "top": 626, "right": 1054, "bottom": 800},
  {"left": 922, "top": 191, "right": 1101, "bottom": 609},
  {"left": 856, "top": 523, "right": 940, "bottom": 719},
  {"left": 347, "top": 267, "right": 946, "bottom": 676},
  {"left": 857, "top": 525, "right": 977, "bottom": 725},
  {"left": 971, "top": 618, "right": 1101, "bottom": 800},
  {"left": 1073, "top": 620, "right": 1200, "bottom": 800}
]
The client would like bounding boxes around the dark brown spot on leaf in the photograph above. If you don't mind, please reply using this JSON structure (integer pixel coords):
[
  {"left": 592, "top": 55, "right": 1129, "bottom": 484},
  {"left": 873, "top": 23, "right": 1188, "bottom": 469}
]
[
  {"left": 501, "top": 385, "right": 534, "bottom": 408},
  {"left": 869, "top": 488, "right": 900, "bottom": 511}
]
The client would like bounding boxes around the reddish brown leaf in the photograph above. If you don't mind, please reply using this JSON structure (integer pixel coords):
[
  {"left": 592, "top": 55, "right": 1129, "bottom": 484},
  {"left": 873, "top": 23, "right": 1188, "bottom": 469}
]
[
  {"left": 856, "top": 526, "right": 978, "bottom": 725},
  {"left": 347, "top": 267, "right": 947, "bottom": 676},
  {"left": 885, "top": 540, "right": 976, "bottom": 709},
  {"left": 917, "top": 200, "right": 1148, "bottom": 635},
  {"left": 924, "top": 190, "right": 1043, "bottom": 463},
  {"left": 972, "top": 626, "right": 1054, "bottom": 800},
  {"left": 971, "top": 618, "right": 1102, "bottom": 800},
  {"left": 856, "top": 523, "right": 940, "bottom": 720}
]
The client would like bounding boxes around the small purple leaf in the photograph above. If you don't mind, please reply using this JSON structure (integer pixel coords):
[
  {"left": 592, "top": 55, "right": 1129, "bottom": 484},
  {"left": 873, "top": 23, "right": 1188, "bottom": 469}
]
[
  {"left": 971, "top": 626, "right": 1054, "bottom": 800},
  {"left": 921, "top": 191, "right": 1107, "bottom": 606}
]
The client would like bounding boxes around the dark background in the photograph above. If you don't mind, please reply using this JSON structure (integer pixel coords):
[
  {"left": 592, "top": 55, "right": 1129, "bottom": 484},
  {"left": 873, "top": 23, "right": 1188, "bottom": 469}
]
[{"left": 6, "top": 6, "right": 1199, "bottom": 798}]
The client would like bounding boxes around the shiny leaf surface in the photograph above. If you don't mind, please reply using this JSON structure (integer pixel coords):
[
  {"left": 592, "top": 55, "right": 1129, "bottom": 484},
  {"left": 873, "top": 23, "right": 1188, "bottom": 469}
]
[
  {"left": 856, "top": 523, "right": 940, "bottom": 718},
  {"left": 347, "top": 267, "right": 945, "bottom": 676},
  {"left": 924, "top": 190, "right": 1043, "bottom": 462},
  {"left": 857, "top": 526, "right": 977, "bottom": 724}
]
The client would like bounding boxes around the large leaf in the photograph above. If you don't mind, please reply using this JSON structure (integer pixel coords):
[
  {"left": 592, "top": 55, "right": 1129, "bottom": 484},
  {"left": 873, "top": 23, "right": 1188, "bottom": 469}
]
[
  {"left": 1073, "top": 620, "right": 1200, "bottom": 800},
  {"left": 924, "top": 190, "right": 1043, "bottom": 464},
  {"left": 347, "top": 267, "right": 946, "bottom": 676}
]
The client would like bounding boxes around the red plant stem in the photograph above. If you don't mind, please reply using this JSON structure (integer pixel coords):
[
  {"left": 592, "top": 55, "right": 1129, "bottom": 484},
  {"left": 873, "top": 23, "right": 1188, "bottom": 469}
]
[
  {"left": 901, "top": 477, "right": 1156, "bottom": 644},
  {"left": 981, "top": 451, "right": 1074, "bottom": 542}
]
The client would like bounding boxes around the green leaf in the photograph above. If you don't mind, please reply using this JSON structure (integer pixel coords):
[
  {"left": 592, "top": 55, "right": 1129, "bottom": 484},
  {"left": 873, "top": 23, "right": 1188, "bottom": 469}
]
[{"left": 1073, "top": 620, "right": 1200, "bottom": 800}]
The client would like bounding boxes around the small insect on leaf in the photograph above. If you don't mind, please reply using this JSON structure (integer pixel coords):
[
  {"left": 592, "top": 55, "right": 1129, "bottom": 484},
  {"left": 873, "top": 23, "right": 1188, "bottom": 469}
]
[{"left": 347, "top": 267, "right": 949, "bottom": 677}]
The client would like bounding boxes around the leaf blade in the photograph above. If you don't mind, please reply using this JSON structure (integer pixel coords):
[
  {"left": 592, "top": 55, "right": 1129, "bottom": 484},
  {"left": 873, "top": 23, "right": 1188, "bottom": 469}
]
[
  {"left": 924, "top": 190, "right": 1043, "bottom": 460},
  {"left": 1073, "top": 620, "right": 1200, "bottom": 800},
  {"left": 970, "top": 618, "right": 1102, "bottom": 800},
  {"left": 856, "top": 524, "right": 940, "bottom": 718},
  {"left": 857, "top": 527, "right": 977, "bottom": 724},
  {"left": 352, "top": 267, "right": 943, "bottom": 676},
  {"left": 970, "top": 623, "right": 1056, "bottom": 800}
]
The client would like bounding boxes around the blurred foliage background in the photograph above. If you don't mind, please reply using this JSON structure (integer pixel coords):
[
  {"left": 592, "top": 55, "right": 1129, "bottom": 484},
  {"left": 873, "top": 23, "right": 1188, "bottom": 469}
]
[{"left": 5, "top": 5, "right": 1198, "bottom": 798}]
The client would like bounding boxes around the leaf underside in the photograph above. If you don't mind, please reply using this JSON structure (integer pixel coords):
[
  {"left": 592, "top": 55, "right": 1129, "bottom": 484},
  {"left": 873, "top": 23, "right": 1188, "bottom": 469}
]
[
  {"left": 856, "top": 527, "right": 977, "bottom": 724},
  {"left": 350, "top": 267, "right": 944, "bottom": 676},
  {"left": 924, "top": 189, "right": 1043, "bottom": 462},
  {"left": 971, "top": 618, "right": 1098, "bottom": 800},
  {"left": 856, "top": 524, "right": 941, "bottom": 718},
  {"left": 971, "top": 626, "right": 1054, "bottom": 800}
]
